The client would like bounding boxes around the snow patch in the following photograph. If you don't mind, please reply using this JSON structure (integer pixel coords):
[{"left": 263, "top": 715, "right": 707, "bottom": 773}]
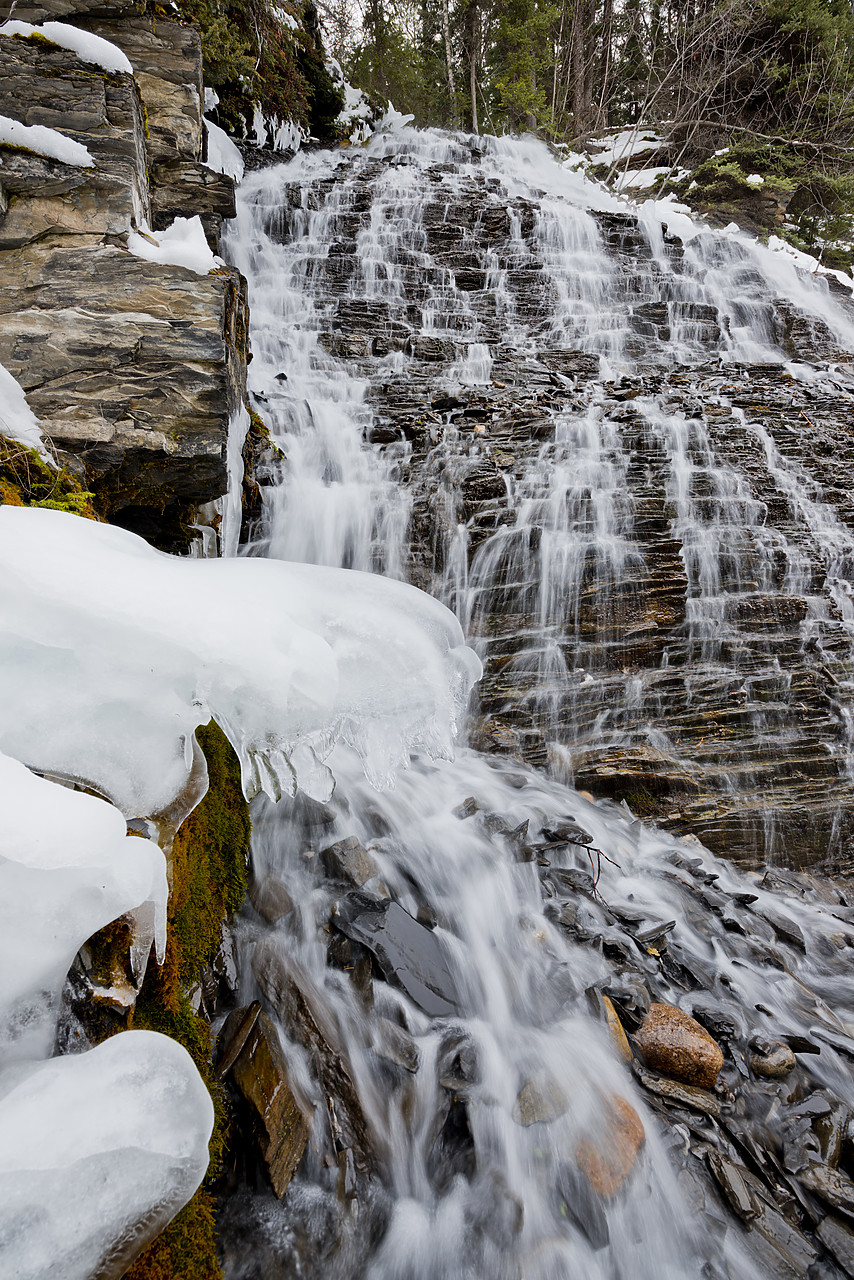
[
  {"left": 0, "top": 20, "right": 132, "bottom": 73},
  {"left": 767, "top": 234, "right": 854, "bottom": 292},
  {"left": 746, "top": 173, "right": 764, "bottom": 187},
  {"left": 0, "top": 364, "right": 49, "bottom": 457},
  {"left": 587, "top": 128, "right": 662, "bottom": 167},
  {"left": 0, "top": 1031, "right": 213, "bottom": 1280},
  {"left": 0, "top": 112, "right": 93, "bottom": 167},
  {"left": 127, "top": 215, "right": 223, "bottom": 275}
]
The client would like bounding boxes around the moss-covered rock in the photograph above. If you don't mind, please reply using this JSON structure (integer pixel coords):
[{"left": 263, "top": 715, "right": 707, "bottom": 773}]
[
  {"left": 84, "top": 720, "right": 252, "bottom": 1279},
  {"left": 0, "top": 435, "right": 99, "bottom": 518}
]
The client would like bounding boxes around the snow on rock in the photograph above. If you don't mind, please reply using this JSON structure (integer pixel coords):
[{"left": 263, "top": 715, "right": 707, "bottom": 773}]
[
  {"left": 127, "top": 215, "right": 224, "bottom": 275},
  {"left": 204, "top": 118, "right": 245, "bottom": 183},
  {"left": 0, "top": 752, "right": 167, "bottom": 1062},
  {"left": 0, "top": 507, "right": 481, "bottom": 816},
  {"left": 767, "top": 233, "right": 854, "bottom": 293},
  {"left": 0, "top": 112, "right": 93, "bottom": 168},
  {"left": 0, "top": 1031, "right": 213, "bottom": 1280},
  {"left": 746, "top": 173, "right": 764, "bottom": 187},
  {"left": 586, "top": 128, "right": 662, "bottom": 167},
  {"left": 0, "top": 19, "right": 132, "bottom": 73},
  {"left": 0, "top": 363, "right": 49, "bottom": 457}
]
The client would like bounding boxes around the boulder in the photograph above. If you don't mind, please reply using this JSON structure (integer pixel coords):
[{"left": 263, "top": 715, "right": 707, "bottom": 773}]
[
  {"left": 249, "top": 874, "right": 294, "bottom": 925},
  {"left": 750, "top": 1040, "right": 796, "bottom": 1079},
  {"left": 219, "top": 1004, "right": 311, "bottom": 1198},
  {"left": 0, "top": 239, "right": 248, "bottom": 547},
  {"left": 321, "top": 836, "right": 379, "bottom": 888},
  {"left": 513, "top": 1073, "right": 568, "bottom": 1126},
  {"left": 575, "top": 1094, "right": 645, "bottom": 1197},
  {"left": 0, "top": 35, "right": 149, "bottom": 244},
  {"left": 633, "top": 1002, "right": 724, "bottom": 1088},
  {"left": 76, "top": 16, "right": 204, "bottom": 164}
]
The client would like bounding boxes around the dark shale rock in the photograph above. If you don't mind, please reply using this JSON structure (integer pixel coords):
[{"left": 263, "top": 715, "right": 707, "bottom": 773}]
[
  {"left": 800, "top": 1164, "right": 854, "bottom": 1218},
  {"left": 333, "top": 896, "right": 459, "bottom": 1017},
  {"left": 321, "top": 836, "right": 380, "bottom": 888},
  {"left": 817, "top": 1216, "right": 854, "bottom": 1276},
  {"left": 631, "top": 1061, "right": 722, "bottom": 1116},
  {"left": 220, "top": 1004, "right": 312, "bottom": 1198}
]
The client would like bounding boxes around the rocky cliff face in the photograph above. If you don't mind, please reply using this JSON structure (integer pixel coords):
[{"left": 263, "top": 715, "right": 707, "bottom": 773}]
[{"left": 0, "top": 4, "right": 246, "bottom": 548}]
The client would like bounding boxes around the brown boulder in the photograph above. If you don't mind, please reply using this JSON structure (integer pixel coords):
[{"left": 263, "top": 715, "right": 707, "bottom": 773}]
[
  {"left": 633, "top": 1002, "right": 724, "bottom": 1089},
  {"left": 576, "top": 1094, "right": 645, "bottom": 1197}
]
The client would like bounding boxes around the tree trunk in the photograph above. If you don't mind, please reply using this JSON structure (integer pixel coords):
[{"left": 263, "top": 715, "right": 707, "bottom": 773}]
[
  {"left": 469, "top": 2, "right": 479, "bottom": 135},
  {"left": 443, "top": 0, "right": 457, "bottom": 105}
]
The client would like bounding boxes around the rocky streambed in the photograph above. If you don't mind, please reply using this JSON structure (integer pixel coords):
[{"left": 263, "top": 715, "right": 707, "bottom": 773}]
[{"left": 213, "top": 749, "right": 854, "bottom": 1280}]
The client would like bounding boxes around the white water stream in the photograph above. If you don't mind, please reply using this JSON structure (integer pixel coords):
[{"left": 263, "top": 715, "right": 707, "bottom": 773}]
[{"left": 221, "top": 129, "right": 854, "bottom": 1279}]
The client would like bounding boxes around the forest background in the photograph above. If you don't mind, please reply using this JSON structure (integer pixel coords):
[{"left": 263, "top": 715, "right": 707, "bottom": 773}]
[{"left": 185, "top": 0, "right": 854, "bottom": 268}]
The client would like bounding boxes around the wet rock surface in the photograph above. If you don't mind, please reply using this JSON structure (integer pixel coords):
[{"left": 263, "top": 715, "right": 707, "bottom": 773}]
[
  {"left": 634, "top": 1002, "right": 725, "bottom": 1088},
  {"left": 219, "top": 1003, "right": 312, "bottom": 1198}
]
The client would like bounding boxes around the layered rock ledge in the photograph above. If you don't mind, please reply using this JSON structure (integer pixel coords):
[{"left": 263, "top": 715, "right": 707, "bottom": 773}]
[{"left": 0, "top": 5, "right": 246, "bottom": 548}]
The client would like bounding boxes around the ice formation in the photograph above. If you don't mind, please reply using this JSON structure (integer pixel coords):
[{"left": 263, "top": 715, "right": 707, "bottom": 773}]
[
  {"left": 0, "top": 1032, "right": 213, "bottom": 1280},
  {"left": 127, "top": 216, "right": 224, "bottom": 275},
  {"left": 0, "top": 19, "right": 132, "bottom": 73},
  {"left": 204, "top": 118, "right": 245, "bottom": 182},
  {"left": 0, "top": 754, "right": 203, "bottom": 1280},
  {"left": 0, "top": 506, "right": 481, "bottom": 816},
  {"left": 0, "top": 752, "right": 167, "bottom": 1062},
  {"left": 0, "top": 113, "right": 93, "bottom": 168}
]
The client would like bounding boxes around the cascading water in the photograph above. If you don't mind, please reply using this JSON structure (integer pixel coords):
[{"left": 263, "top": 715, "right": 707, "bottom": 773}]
[{"left": 220, "top": 128, "right": 854, "bottom": 1280}]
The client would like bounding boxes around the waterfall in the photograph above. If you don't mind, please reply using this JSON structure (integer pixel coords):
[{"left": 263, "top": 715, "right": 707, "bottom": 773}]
[{"left": 220, "top": 128, "right": 854, "bottom": 1280}]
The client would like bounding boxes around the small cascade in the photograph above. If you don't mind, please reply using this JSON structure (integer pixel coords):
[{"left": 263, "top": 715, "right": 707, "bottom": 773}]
[{"left": 220, "top": 126, "right": 854, "bottom": 1280}]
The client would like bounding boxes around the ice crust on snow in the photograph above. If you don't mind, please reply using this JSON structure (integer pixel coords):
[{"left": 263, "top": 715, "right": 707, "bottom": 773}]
[
  {"left": 0, "top": 752, "right": 167, "bottom": 1061},
  {"left": 0, "top": 755, "right": 201, "bottom": 1280},
  {"left": 0, "top": 363, "right": 49, "bottom": 455},
  {"left": 127, "top": 215, "right": 223, "bottom": 275},
  {"left": 204, "top": 118, "right": 245, "bottom": 182},
  {"left": 0, "top": 1031, "right": 213, "bottom": 1280},
  {"left": 0, "top": 507, "right": 481, "bottom": 817},
  {"left": 0, "top": 112, "right": 93, "bottom": 167},
  {"left": 0, "top": 20, "right": 132, "bottom": 73}
]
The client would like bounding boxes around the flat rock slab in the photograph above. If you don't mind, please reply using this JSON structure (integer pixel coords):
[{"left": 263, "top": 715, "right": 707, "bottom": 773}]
[{"left": 335, "top": 897, "right": 459, "bottom": 1017}]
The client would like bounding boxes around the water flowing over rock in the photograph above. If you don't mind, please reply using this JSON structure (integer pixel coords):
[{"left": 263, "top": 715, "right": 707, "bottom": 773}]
[
  {"left": 228, "top": 129, "right": 854, "bottom": 871},
  {"left": 216, "top": 126, "right": 854, "bottom": 1280}
]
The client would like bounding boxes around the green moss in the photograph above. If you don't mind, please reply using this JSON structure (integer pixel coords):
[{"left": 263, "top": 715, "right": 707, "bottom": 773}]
[
  {"left": 169, "top": 719, "right": 251, "bottom": 986},
  {"left": 0, "top": 435, "right": 99, "bottom": 519},
  {"left": 124, "top": 1192, "right": 220, "bottom": 1280},
  {"left": 89, "top": 720, "right": 251, "bottom": 1279}
]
